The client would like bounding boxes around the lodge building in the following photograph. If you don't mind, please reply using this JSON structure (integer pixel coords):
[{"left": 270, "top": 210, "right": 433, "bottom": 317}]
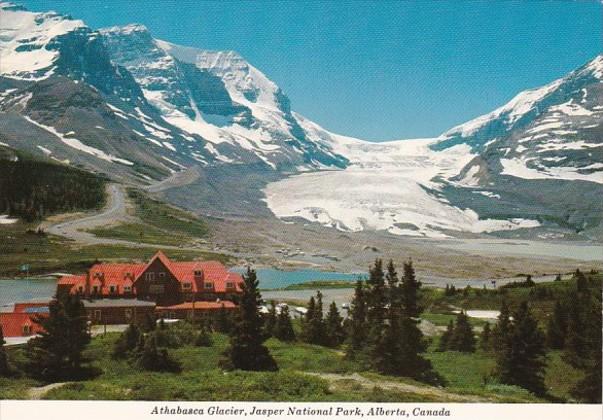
[{"left": 1, "top": 252, "right": 244, "bottom": 337}]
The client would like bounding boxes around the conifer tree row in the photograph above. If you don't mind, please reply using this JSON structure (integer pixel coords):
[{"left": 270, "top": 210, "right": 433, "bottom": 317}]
[
  {"left": 0, "top": 156, "right": 106, "bottom": 222},
  {"left": 346, "top": 259, "right": 440, "bottom": 384}
]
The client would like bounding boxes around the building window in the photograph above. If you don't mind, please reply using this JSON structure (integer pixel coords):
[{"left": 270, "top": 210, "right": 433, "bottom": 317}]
[
  {"left": 94, "top": 310, "right": 102, "bottom": 321},
  {"left": 125, "top": 309, "right": 132, "bottom": 320},
  {"left": 182, "top": 282, "right": 192, "bottom": 290},
  {"left": 124, "top": 286, "right": 132, "bottom": 293},
  {"left": 22, "top": 325, "right": 32, "bottom": 335},
  {"left": 145, "top": 272, "right": 155, "bottom": 281},
  {"left": 109, "top": 285, "right": 117, "bottom": 294},
  {"left": 78, "top": 286, "right": 84, "bottom": 293},
  {"left": 204, "top": 282, "right": 213, "bottom": 289},
  {"left": 92, "top": 286, "right": 99, "bottom": 294},
  {"left": 159, "top": 272, "right": 165, "bottom": 279},
  {"left": 226, "top": 282, "right": 234, "bottom": 289},
  {"left": 194, "top": 270, "right": 202, "bottom": 276}
]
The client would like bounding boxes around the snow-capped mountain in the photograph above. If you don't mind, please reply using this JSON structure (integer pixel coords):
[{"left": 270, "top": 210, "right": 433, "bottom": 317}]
[
  {"left": 0, "top": 2, "right": 601, "bottom": 238},
  {"left": 0, "top": 2, "right": 346, "bottom": 180}
]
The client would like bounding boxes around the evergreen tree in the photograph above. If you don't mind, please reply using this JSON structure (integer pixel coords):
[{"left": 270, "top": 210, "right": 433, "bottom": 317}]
[
  {"left": 301, "top": 293, "right": 326, "bottom": 345},
  {"left": 0, "top": 325, "right": 9, "bottom": 377},
  {"left": 366, "top": 259, "right": 387, "bottom": 340},
  {"left": 324, "top": 301, "right": 345, "bottom": 347},
  {"left": 220, "top": 267, "right": 277, "bottom": 371},
  {"left": 496, "top": 302, "right": 547, "bottom": 395},
  {"left": 479, "top": 323, "right": 491, "bottom": 351},
  {"left": 216, "top": 304, "right": 232, "bottom": 334},
  {"left": 565, "top": 284, "right": 602, "bottom": 403},
  {"left": 574, "top": 269, "right": 588, "bottom": 293},
  {"left": 491, "top": 300, "right": 512, "bottom": 352},
  {"left": 389, "top": 260, "right": 439, "bottom": 383},
  {"left": 265, "top": 300, "right": 277, "bottom": 337},
  {"left": 195, "top": 325, "right": 213, "bottom": 347},
  {"left": 140, "top": 312, "right": 156, "bottom": 333},
  {"left": 112, "top": 324, "right": 141, "bottom": 359},
  {"left": 546, "top": 301, "right": 567, "bottom": 350},
  {"left": 274, "top": 305, "right": 296, "bottom": 342},
  {"left": 401, "top": 260, "right": 422, "bottom": 318},
  {"left": 449, "top": 311, "right": 476, "bottom": 352},
  {"left": 346, "top": 281, "right": 367, "bottom": 359},
  {"left": 525, "top": 274, "right": 535, "bottom": 287},
  {"left": 438, "top": 320, "right": 454, "bottom": 352},
  {"left": 136, "top": 334, "right": 181, "bottom": 372},
  {"left": 26, "top": 294, "right": 91, "bottom": 381},
  {"left": 563, "top": 293, "right": 589, "bottom": 365}
]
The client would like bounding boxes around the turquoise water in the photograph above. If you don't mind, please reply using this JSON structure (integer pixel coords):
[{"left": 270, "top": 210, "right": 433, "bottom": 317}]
[
  {"left": 0, "top": 269, "right": 365, "bottom": 309},
  {"left": 231, "top": 268, "right": 365, "bottom": 290},
  {"left": 0, "top": 278, "right": 57, "bottom": 310}
]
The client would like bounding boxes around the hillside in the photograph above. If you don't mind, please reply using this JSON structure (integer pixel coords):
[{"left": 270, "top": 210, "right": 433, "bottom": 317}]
[{"left": 0, "top": 144, "right": 106, "bottom": 221}]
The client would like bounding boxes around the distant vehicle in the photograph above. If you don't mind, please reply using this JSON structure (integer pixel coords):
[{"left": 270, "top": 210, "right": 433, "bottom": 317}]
[{"left": 341, "top": 303, "right": 350, "bottom": 310}]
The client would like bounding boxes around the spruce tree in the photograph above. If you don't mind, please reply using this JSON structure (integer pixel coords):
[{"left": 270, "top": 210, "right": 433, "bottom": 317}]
[
  {"left": 26, "top": 294, "right": 91, "bottom": 380},
  {"left": 220, "top": 267, "right": 277, "bottom": 371},
  {"left": 301, "top": 296, "right": 317, "bottom": 343},
  {"left": 265, "top": 300, "right": 277, "bottom": 337},
  {"left": 136, "top": 334, "right": 181, "bottom": 373},
  {"left": 301, "top": 293, "right": 326, "bottom": 345},
  {"left": 401, "top": 260, "right": 422, "bottom": 318},
  {"left": 449, "top": 311, "right": 476, "bottom": 352},
  {"left": 346, "top": 280, "right": 367, "bottom": 359},
  {"left": 216, "top": 304, "right": 232, "bottom": 334},
  {"left": 565, "top": 284, "right": 602, "bottom": 403},
  {"left": 496, "top": 302, "right": 547, "bottom": 396},
  {"left": 324, "top": 301, "right": 345, "bottom": 347},
  {"left": 112, "top": 324, "right": 141, "bottom": 359},
  {"left": 574, "top": 269, "right": 588, "bottom": 293},
  {"left": 397, "top": 260, "right": 439, "bottom": 383},
  {"left": 546, "top": 301, "right": 567, "bottom": 349},
  {"left": 491, "top": 300, "right": 512, "bottom": 351},
  {"left": 274, "top": 305, "right": 296, "bottom": 342},
  {"left": 195, "top": 325, "right": 213, "bottom": 347},
  {"left": 0, "top": 325, "right": 9, "bottom": 377},
  {"left": 479, "top": 323, "right": 491, "bottom": 351},
  {"left": 438, "top": 320, "right": 454, "bottom": 352}
]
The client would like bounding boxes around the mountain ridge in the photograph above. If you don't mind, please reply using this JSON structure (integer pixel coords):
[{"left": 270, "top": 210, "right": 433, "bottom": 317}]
[{"left": 0, "top": 2, "right": 601, "bottom": 239}]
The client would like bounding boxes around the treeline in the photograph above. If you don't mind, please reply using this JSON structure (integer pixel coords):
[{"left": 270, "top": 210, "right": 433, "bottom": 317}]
[
  {"left": 0, "top": 155, "right": 106, "bottom": 221},
  {"left": 437, "top": 269, "right": 602, "bottom": 402}
]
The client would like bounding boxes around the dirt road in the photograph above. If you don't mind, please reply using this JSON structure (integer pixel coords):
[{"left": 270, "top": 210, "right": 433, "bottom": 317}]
[{"left": 45, "top": 184, "right": 139, "bottom": 247}]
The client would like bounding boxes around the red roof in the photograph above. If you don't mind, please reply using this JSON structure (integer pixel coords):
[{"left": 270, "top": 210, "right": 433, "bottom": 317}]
[
  {"left": 157, "top": 300, "right": 237, "bottom": 310},
  {"left": 0, "top": 312, "right": 46, "bottom": 337},
  {"left": 57, "top": 251, "right": 243, "bottom": 296}
]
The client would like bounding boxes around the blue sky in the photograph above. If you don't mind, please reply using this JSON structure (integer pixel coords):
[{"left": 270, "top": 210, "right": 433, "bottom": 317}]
[{"left": 22, "top": 0, "right": 603, "bottom": 140}]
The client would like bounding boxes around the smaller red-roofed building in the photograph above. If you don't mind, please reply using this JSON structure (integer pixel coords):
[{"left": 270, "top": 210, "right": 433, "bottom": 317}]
[{"left": 0, "top": 312, "right": 46, "bottom": 338}]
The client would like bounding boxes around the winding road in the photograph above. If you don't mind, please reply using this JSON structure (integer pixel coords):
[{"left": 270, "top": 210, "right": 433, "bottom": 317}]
[{"left": 45, "top": 184, "right": 139, "bottom": 246}]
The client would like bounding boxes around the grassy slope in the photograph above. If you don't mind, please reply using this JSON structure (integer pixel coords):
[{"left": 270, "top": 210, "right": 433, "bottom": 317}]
[
  {"left": 86, "top": 189, "right": 209, "bottom": 247},
  {"left": 0, "top": 221, "right": 230, "bottom": 277},
  {"left": 2, "top": 329, "right": 547, "bottom": 402}
]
